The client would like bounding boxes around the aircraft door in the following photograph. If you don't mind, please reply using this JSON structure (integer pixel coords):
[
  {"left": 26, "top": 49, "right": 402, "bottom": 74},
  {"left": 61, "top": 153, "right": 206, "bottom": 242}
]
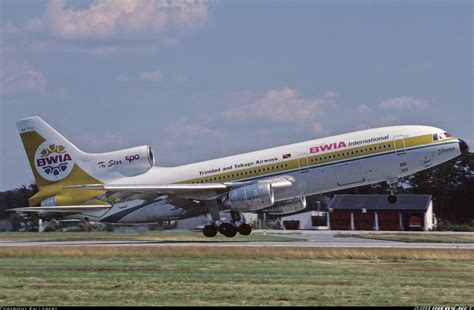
[
  {"left": 297, "top": 153, "right": 310, "bottom": 173},
  {"left": 393, "top": 135, "right": 407, "bottom": 155},
  {"left": 393, "top": 135, "right": 408, "bottom": 173}
]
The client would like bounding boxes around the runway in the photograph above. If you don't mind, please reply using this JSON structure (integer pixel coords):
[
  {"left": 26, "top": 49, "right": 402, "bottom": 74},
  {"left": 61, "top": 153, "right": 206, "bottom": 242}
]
[{"left": 1, "top": 230, "right": 473, "bottom": 249}]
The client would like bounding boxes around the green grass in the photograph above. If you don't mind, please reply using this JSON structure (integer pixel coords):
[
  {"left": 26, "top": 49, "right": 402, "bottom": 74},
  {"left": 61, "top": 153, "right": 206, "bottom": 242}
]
[
  {"left": 0, "top": 247, "right": 472, "bottom": 306},
  {"left": 335, "top": 233, "right": 474, "bottom": 243},
  {"left": 0, "top": 230, "right": 296, "bottom": 242}
]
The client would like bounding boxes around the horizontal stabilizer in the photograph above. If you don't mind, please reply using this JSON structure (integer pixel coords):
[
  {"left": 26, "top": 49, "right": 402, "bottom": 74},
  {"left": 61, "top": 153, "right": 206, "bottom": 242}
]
[{"left": 8, "top": 205, "right": 111, "bottom": 213}]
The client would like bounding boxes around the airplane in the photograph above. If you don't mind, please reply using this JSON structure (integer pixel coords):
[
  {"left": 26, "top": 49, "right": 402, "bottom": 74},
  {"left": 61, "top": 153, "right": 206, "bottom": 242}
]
[{"left": 11, "top": 116, "right": 468, "bottom": 237}]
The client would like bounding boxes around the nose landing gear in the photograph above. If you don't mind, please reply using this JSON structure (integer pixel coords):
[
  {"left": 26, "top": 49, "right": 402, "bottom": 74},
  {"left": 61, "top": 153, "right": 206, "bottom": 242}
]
[
  {"left": 387, "top": 194, "right": 397, "bottom": 204},
  {"left": 386, "top": 178, "right": 398, "bottom": 204}
]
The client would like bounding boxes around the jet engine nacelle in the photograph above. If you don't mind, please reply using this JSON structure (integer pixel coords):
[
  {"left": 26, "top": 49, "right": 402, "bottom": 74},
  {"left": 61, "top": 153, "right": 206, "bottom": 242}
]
[
  {"left": 265, "top": 196, "right": 307, "bottom": 215},
  {"left": 94, "top": 145, "right": 155, "bottom": 177},
  {"left": 224, "top": 182, "right": 274, "bottom": 211}
]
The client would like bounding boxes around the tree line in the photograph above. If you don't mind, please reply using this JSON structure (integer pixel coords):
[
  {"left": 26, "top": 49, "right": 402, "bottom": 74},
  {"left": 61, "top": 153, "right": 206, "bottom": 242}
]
[{"left": 327, "top": 152, "right": 474, "bottom": 222}]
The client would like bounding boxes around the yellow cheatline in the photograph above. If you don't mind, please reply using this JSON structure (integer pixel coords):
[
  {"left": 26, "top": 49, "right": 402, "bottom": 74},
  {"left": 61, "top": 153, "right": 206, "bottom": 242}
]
[
  {"left": 28, "top": 165, "right": 105, "bottom": 207},
  {"left": 181, "top": 134, "right": 448, "bottom": 184}
]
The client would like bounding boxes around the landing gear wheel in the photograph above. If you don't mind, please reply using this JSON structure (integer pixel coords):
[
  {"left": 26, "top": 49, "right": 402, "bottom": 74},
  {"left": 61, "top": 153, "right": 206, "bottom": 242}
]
[
  {"left": 203, "top": 224, "right": 218, "bottom": 237},
  {"left": 387, "top": 194, "right": 397, "bottom": 204},
  {"left": 238, "top": 224, "right": 252, "bottom": 235},
  {"left": 218, "top": 223, "right": 237, "bottom": 237}
]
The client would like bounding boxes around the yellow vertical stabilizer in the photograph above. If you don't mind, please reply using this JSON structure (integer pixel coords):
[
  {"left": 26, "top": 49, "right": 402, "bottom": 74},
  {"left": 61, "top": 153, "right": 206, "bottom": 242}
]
[{"left": 16, "top": 117, "right": 104, "bottom": 207}]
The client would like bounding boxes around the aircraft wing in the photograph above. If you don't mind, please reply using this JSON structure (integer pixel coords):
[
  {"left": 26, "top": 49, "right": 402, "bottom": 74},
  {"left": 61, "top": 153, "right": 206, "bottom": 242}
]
[
  {"left": 65, "top": 176, "right": 295, "bottom": 202},
  {"left": 9, "top": 205, "right": 111, "bottom": 213}
]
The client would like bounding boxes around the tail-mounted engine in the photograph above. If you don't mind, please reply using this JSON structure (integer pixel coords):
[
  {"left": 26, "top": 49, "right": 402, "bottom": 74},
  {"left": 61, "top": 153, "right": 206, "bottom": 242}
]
[
  {"left": 93, "top": 145, "right": 155, "bottom": 177},
  {"left": 223, "top": 182, "right": 274, "bottom": 212}
]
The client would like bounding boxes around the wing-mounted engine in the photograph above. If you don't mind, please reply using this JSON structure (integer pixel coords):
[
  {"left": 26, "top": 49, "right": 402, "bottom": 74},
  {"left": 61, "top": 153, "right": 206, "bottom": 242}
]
[
  {"left": 223, "top": 182, "right": 274, "bottom": 211},
  {"left": 93, "top": 145, "right": 155, "bottom": 177},
  {"left": 265, "top": 196, "right": 307, "bottom": 215}
]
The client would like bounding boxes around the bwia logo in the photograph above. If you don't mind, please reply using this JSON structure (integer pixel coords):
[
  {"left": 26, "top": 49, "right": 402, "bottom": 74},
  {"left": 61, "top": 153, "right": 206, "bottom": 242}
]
[
  {"left": 35, "top": 142, "right": 73, "bottom": 181},
  {"left": 309, "top": 141, "right": 347, "bottom": 153}
]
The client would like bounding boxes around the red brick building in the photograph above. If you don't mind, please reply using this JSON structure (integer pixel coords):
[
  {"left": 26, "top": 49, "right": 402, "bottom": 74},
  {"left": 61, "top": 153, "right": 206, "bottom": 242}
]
[{"left": 327, "top": 194, "right": 435, "bottom": 231}]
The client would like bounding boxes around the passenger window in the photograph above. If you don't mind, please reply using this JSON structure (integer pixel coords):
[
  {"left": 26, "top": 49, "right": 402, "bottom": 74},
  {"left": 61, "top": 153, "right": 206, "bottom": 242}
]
[{"left": 433, "top": 134, "right": 438, "bottom": 141}]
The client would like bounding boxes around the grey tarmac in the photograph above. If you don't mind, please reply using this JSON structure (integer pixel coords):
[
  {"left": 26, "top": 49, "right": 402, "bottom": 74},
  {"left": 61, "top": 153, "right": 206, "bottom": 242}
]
[{"left": 0, "top": 230, "right": 473, "bottom": 249}]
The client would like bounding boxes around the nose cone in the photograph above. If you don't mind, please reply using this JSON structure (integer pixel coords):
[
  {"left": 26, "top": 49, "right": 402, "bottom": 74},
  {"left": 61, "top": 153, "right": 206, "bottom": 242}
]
[{"left": 459, "top": 139, "right": 469, "bottom": 153}]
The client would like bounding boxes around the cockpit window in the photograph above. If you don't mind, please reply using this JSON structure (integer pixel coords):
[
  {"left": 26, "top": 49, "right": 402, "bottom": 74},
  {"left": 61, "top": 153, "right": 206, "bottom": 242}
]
[
  {"left": 433, "top": 134, "right": 438, "bottom": 141},
  {"left": 438, "top": 133, "right": 445, "bottom": 139},
  {"left": 444, "top": 132, "right": 451, "bottom": 137}
]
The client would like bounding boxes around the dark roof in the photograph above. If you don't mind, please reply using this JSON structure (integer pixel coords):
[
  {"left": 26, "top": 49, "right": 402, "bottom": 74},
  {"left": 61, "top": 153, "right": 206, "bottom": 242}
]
[{"left": 327, "top": 194, "right": 432, "bottom": 211}]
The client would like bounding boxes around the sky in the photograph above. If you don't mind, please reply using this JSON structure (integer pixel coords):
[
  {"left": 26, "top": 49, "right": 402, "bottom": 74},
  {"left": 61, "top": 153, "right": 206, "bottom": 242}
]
[{"left": 0, "top": 0, "right": 472, "bottom": 190}]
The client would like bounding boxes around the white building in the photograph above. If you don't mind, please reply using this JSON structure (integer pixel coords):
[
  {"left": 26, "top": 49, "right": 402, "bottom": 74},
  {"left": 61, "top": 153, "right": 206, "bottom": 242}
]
[{"left": 280, "top": 211, "right": 329, "bottom": 230}]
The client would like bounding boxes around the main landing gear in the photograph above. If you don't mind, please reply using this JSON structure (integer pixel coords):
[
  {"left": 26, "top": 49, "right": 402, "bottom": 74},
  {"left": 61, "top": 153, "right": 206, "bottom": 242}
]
[
  {"left": 203, "top": 222, "right": 252, "bottom": 238},
  {"left": 202, "top": 209, "right": 252, "bottom": 238}
]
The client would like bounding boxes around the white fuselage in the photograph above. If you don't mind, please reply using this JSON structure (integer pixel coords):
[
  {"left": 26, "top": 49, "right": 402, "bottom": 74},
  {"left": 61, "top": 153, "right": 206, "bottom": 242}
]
[{"left": 74, "top": 125, "right": 462, "bottom": 223}]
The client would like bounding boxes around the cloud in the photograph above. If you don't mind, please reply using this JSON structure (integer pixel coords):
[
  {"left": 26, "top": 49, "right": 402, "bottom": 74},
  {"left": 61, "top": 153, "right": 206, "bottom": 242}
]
[
  {"left": 311, "top": 122, "right": 324, "bottom": 135},
  {"left": 377, "top": 96, "right": 427, "bottom": 111},
  {"left": 222, "top": 88, "right": 336, "bottom": 122},
  {"left": 138, "top": 70, "right": 163, "bottom": 82},
  {"left": 29, "top": 39, "right": 163, "bottom": 57},
  {"left": 357, "top": 104, "right": 371, "bottom": 113},
  {"left": 22, "top": 0, "right": 209, "bottom": 39},
  {"left": 167, "top": 117, "right": 219, "bottom": 138},
  {"left": 0, "top": 63, "right": 47, "bottom": 96},
  {"left": 116, "top": 70, "right": 163, "bottom": 82},
  {"left": 31, "top": 40, "right": 119, "bottom": 56},
  {"left": 354, "top": 115, "right": 401, "bottom": 131},
  {"left": 116, "top": 74, "right": 130, "bottom": 82}
]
